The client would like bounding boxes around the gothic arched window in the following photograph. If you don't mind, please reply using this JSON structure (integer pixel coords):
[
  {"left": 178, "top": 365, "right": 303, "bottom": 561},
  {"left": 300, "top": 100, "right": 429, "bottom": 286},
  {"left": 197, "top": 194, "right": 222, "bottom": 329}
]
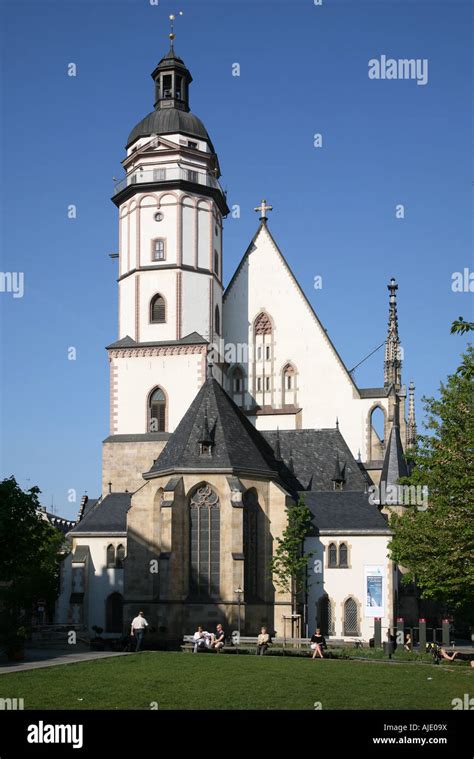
[
  {"left": 150, "top": 294, "right": 166, "bottom": 323},
  {"left": 317, "top": 595, "right": 333, "bottom": 636},
  {"left": 106, "top": 544, "right": 115, "bottom": 568},
  {"left": 328, "top": 543, "right": 338, "bottom": 568},
  {"left": 116, "top": 544, "right": 126, "bottom": 568},
  {"left": 339, "top": 542, "right": 348, "bottom": 568},
  {"left": 214, "top": 305, "right": 220, "bottom": 336},
  {"left": 189, "top": 485, "right": 220, "bottom": 598},
  {"left": 243, "top": 489, "right": 263, "bottom": 601},
  {"left": 254, "top": 312, "right": 272, "bottom": 336},
  {"left": 344, "top": 597, "right": 359, "bottom": 635},
  {"left": 149, "top": 387, "right": 166, "bottom": 432}
]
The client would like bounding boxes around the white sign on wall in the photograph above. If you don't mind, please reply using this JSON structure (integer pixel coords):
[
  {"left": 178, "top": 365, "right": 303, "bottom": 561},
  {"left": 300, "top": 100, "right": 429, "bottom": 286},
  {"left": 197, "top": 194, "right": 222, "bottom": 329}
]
[{"left": 364, "top": 565, "right": 385, "bottom": 617}]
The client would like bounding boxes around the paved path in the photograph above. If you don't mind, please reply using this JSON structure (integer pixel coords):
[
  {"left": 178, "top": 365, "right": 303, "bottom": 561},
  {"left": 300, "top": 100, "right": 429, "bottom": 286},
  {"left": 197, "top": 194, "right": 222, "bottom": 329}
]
[{"left": 0, "top": 649, "right": 132, "bottom": 674}]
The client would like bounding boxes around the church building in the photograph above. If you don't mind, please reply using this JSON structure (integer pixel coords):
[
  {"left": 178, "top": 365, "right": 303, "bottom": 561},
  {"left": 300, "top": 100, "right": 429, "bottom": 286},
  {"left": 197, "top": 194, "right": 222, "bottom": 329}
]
[{"left": 56, "top": 36, "right": 417, "bottom": 644}]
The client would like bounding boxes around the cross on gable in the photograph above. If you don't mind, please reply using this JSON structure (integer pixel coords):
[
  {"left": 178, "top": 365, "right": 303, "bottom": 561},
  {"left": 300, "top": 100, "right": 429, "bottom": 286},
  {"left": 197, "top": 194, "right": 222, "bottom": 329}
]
[{"left": 254, "top": 199, "right": 273, "bottom": 221}]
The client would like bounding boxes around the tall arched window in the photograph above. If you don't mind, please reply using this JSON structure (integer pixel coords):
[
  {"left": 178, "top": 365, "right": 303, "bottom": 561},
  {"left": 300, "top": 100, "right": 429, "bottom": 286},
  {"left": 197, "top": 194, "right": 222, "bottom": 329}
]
[
  {"left": 339, "top": 543, "right": 348, "bottom": 568},
  {"left": 105, "top": 592, "right": 123, "bottom": 633},
  {"left": 344, "top": 597, "right": 359, "bottom": 635},
  {"left": 254, "top": 312, "right": 273, "bottom": 401},
  {"left": 317, "top": 595, "right": 333, "bottom": 636},
  {"left": 150, "top": 294, "right": 166, "bottom": 323},
  {"left": 243, "top": 489, "right": 263, "bottom": 601},
  {"left": 282, "top": 363, "right": 297, "bottom": 405},
  {"left": 214, "top": 249, "right": 219, "bottom": 277},
  {"left": 189, "top": 484, "right": 220, "bottom": 598},
  {"left": 116, "top": 544, "right": 126, "bottom": 568},
  {"left": 214, "top": 304, "right": 220, "bottom": 336},
  {"left": 368, "top": 405, "right": 385, "bottom": 460},
  {"left": 106, "top": 544, "right": 115, "bottom": 568},
  {"left": 149, "top": 387, "right": 166, "bottom": 432},
  {"left": 328, "top": 543, "right": 338, "bottom": 568}
]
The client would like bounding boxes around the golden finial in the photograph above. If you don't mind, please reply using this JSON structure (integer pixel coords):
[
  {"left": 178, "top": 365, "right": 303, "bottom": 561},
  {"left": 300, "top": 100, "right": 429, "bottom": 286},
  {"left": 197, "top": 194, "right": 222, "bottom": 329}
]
[{"left": 169, "top": 11, "right": 184, "bottom": 43}]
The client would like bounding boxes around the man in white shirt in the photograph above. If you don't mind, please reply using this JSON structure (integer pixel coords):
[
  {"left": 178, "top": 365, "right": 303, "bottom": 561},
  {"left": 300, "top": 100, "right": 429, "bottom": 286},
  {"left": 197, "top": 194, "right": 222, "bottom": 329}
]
[{"left": 130, "top": 611, "right": 149, "bottom": 652}]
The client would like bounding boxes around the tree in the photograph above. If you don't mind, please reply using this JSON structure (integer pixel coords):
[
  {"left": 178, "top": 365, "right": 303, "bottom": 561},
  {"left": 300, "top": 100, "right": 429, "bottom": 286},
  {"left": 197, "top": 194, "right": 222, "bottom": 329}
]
[
  {"left": 269, "top": 496, "right": 314, "bottom": 620},
  {"left": 0, "top": 477, "right": 66, "bottom": 638},
  {"left": 451, "top": 316, "right": 474, "bottom": 335},
  {"left": 389, "top": 346, "right": 474, "bottom": 620}
]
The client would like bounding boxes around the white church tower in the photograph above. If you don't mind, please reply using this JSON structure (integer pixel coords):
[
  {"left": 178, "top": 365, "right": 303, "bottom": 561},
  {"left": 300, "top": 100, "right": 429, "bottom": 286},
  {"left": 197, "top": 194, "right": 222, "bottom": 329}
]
[{"left": 102, "top": 33, "right": 229, "bottom": 494}]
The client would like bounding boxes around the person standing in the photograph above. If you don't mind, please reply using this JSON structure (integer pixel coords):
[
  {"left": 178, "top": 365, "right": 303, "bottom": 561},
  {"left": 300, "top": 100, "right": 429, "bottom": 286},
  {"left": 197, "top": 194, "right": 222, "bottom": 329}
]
[{"left": 130, "top": 611, "right": 149, "bottom": 652}]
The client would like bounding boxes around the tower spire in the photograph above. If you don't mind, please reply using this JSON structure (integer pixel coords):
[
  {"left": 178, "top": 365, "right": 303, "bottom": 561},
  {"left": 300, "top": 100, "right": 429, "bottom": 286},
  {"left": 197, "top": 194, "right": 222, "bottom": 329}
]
[
  {"left": 407, "top": 381, "right": 417, "bottom": 446},
  {"left": 384, "top": 278, "right": 402, "bottom": 388},
  {"left": 168, "top": 11, "right": 184, "bottom": 48}
]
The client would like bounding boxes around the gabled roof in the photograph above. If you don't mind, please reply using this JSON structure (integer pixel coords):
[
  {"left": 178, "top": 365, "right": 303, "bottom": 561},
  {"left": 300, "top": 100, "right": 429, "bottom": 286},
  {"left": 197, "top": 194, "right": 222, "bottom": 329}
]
[
  {"left": 380, "top": 424, "right": 408, "bottom": 487},
  {"left": 262, "top": 429, "right": 367, "bottom": 494},
  {"left": 146, "top": 375, "right": 278, "bottom": 478},
  {"left": 106, "top": 332, "right": 207, "bottom": 350},
  {"left": 304, "top": 491, "right": 391, "bottom": 534},
  {"left": 223, "top": 222, "right": 363, "bottom": 395},
  {"left": 69, "top": 493, "right": 132, "bottom": 534}
]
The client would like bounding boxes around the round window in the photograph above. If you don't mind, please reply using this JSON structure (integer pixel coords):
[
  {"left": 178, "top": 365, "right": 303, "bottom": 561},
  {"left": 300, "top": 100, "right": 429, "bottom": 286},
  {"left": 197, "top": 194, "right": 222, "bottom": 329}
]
[{"left": 155, "top": 212, "right": 164, "bottom": 222}]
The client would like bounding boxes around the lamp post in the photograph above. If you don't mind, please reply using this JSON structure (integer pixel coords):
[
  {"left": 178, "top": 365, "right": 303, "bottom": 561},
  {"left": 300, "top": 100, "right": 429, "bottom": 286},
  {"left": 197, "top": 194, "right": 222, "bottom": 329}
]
[{"left": 235, "top": 586, "right": 243, "bottom": 637}]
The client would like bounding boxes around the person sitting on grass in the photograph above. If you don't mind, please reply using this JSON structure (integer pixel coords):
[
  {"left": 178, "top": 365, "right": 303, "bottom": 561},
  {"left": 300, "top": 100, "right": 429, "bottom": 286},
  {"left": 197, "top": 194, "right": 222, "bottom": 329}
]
[
  {"left": 310, "top": 628, "right": 326, "bottom": 659},
  {"left": 439, "top": 647, "right": 458, "bottom": 662},
  {"left": 256, "top": 627, "right": 270, "bottom": 656},
  {"left": 210, "top": 624, "right": 225, "bottom": 651}
]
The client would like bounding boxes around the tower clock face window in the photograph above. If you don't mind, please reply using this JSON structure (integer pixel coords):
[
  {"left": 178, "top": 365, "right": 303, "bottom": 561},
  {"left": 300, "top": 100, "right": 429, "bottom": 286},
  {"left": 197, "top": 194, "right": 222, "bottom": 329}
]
[
  {"left": 154, "top": 212, "right": 164, "bottom": 222},
  {"left": 153, "top": 239, "right": 165, "bottom": 261}
]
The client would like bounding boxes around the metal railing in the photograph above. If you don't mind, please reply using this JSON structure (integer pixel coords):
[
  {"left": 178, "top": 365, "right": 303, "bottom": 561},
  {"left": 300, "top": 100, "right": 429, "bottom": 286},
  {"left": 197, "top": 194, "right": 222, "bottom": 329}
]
[{"left": 113, "top": 166, "right": 223, "bottom": 195}]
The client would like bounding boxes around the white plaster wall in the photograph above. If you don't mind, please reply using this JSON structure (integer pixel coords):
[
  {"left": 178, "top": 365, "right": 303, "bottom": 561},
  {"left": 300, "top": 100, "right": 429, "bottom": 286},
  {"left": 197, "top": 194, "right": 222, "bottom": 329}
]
[
  {"left": 114, "top": 351, "right": 204, "bottom": 433},
  {"left": 181, "top": 270, "right": 211, "bottom": 339},
  {"left": 223, "top": 225, "right": 390, "bottom": 459},
  {"left": 138, "top": 269, "right": 177, "bottom": 343},
  {"left": 55, "top": 538, "right": 126, "bottom": 633},
  {"left": 306, "top": 534, "right": 393, "bottom": 641}
]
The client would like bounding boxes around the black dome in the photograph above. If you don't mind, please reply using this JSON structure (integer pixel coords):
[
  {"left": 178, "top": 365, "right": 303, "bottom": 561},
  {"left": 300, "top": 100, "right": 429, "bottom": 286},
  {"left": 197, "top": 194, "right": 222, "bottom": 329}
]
[{"left": 127, "top": 108, "right": 214, "bottom": 150}]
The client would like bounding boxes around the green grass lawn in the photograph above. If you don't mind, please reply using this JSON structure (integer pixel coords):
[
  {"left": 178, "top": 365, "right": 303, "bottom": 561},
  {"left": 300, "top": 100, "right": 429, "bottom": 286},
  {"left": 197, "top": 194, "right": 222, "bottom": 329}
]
[{"left": 1, "top": 653, "right": 471, "bottom": 710}]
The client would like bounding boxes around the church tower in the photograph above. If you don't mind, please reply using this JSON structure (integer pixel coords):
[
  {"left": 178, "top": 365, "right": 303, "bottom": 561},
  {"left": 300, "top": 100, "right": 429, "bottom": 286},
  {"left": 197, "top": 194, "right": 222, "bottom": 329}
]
[{"left": 103, "top": 36, "right": 228, "bottom": 494}]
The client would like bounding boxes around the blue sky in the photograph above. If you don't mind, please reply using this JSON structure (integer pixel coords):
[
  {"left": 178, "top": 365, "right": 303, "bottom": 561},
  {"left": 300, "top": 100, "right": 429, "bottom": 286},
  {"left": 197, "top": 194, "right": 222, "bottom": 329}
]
[{"left": 0, "top": 0, "right": 472, "bottom": 518}]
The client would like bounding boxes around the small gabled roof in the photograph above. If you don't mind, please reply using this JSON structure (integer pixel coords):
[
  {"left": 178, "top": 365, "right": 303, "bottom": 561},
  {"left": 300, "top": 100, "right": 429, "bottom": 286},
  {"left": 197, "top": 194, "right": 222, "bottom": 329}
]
[
  {"left": 69, "top": 493, "right": 132, "bottom": 534},
  {"left": 304, "top": 491, "right": 391, "bottom": 534},
  {"left": 380, "top": 424, "right": 408, "bottom": 488},
  {"left": 146, "top": 376, "right": 278, "bottom": 478}
]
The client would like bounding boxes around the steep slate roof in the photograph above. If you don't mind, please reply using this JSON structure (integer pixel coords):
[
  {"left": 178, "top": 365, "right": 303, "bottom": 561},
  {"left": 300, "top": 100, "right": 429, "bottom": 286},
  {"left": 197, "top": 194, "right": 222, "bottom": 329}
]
[
  {"left": 107, "top": 332, "right": 207, "bottom": 350},
  {"left": 262, "top": 429, "right": 367, "bottom": 493},
  {"left": 69, "top": 493, "right": 132, "bottom": 534},
  {"left": 304, "top": 492, "right": 391, "bottom": 534},
  {"left": 380, "top": 424, "right": 408, "bottom": 487},
  {"left": 146, "top": 376, "right": 278, "bottom": 478}
]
